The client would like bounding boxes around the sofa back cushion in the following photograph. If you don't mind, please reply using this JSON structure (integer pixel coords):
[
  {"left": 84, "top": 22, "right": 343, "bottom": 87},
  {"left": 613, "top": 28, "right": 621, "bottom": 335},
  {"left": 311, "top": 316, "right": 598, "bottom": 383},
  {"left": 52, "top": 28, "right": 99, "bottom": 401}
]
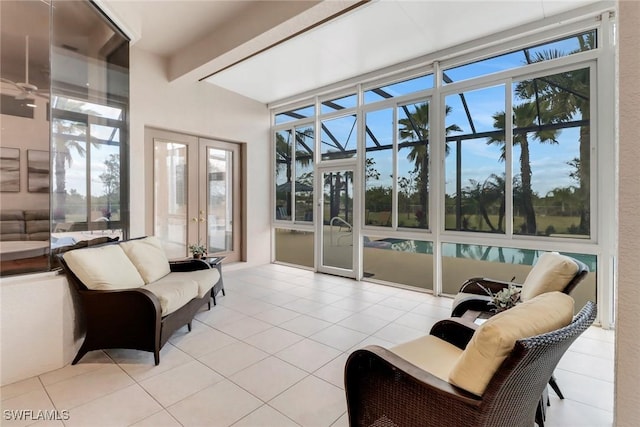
[
  {"left": 63, "top": 245, "right": 145, "bottom": 290},
  {"left": 120, "top": 236, "right": 171, "bottom": 284},
  {"left": 448, "top": 292, "right": 574, "bottom": 396},
  {"left": 520, "top": 252, "right": 579, "bottom": 301}
]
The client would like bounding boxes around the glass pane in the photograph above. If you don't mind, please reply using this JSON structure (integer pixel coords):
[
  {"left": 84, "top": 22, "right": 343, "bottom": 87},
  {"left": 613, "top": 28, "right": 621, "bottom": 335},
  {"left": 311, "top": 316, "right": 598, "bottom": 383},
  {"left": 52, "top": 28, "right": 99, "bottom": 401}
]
[
  {"left": 49, "top": 0, "right": 129, "bottom": 255},
  {"left": 512, "top": 68, "right": 590, "bottom": 238},
  {"left": 363, "top": 236, "right": 433, "bottom": 290},
  {"left": 364, "top": 108, "right": 392, "bottom": 227},
  {"left": 441, "top": 243, "right": 596, "bottom": 312},
  {"left": 443, "top": 30, "right": 596, "bottom": 84},
  {"left": 207, "top": 148, "right": 232, "bottom": 252},
  {"left": 321, "top": 93, "right": 357, "bottom": 114},
  {"left": 444, "top": 85, "right": 506, "bottom": 233},
  {"left": 91, "top": 143, "right": 120, "bottom": 223},
  {"left": 153, "top": 141, "right": 187, "bottom": 259},
  {"left": 398, "top": 100, "right": 430, "bottom": 229},
  {"left": 275, "top": 129, "right": 292, "bottom": 220},
  {"left": 321, "top": 115, "right": 357, "bottom": 160},
  {"left": 295, "top": 125, "right": 314, "bottom": 222},
  {"left": 52, "top": 97, "right": 123, "bottom": 120},
  {"left": 322, "top": 170, "right": 353, "bottom": 270},
  {"left": 52, "top": 118, "right": 88, "bottom": 224},
  {"left": 364, "top": 74, "right": 434, "bottom": 103},
  {"left": 275, "top": 228, "right": 314, "bottom": 268},
  {"left": 274, "top": 104, "right": 315, "bottom": 125}
]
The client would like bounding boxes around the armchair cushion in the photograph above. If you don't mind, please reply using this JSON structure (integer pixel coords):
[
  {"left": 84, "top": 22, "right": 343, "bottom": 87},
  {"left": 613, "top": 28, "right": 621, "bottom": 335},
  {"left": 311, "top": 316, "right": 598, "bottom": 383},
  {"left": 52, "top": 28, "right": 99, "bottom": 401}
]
[
  {"left": 449, "top": 292, "right": 574, "bottom": 396},
  {"left": 521, "top": 252, "right": 579, "bottom": 301},
  {"left": 63, "top": 245, "right": 145, "bottom": 290},
  {"left": 120, "top": 236, "right": 171, "bottom": 284},
  {"left": 390, "top": 335, "right": 463, "bottom": 382}
]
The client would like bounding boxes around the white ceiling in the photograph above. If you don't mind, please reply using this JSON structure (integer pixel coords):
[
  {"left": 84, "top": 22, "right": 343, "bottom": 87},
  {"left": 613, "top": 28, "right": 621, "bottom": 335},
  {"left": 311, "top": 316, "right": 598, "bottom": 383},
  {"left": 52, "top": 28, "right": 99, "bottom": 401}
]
[{"left": 102, "top": 0, "right": 605, "bottom": 105}]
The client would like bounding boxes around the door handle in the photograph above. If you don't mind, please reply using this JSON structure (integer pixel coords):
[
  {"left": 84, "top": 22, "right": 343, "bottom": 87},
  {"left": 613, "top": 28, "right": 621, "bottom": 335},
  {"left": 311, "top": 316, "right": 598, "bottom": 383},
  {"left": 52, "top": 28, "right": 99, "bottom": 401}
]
[{"left": 191, "top": 217, "right": 198, "bottom": 222}]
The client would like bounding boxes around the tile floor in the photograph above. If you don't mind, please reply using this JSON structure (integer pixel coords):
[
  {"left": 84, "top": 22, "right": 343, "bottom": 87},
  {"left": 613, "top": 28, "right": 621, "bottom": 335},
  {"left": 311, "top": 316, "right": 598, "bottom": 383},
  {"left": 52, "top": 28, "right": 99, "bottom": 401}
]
[{"left": 1, "top": 264, "right": 614, "bottom": 426}]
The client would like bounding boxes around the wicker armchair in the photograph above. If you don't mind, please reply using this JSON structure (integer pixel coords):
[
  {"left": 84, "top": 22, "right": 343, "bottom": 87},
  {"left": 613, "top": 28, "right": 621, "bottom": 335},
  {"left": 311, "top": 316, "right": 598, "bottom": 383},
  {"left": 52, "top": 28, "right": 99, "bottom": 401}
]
[
  {"left": 450, "top": 252, "right": 589, "bottom": 404},
  {"left": 450, "top": 252, "right": 589, "bottom": 318},
  {"left": 345, "top": 301, "right": 596, "bottom": 427}
]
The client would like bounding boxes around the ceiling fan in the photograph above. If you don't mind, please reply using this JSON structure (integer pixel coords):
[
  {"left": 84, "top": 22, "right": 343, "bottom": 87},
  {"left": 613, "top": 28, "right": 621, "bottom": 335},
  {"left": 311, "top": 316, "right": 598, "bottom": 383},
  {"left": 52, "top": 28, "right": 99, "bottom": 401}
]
[{"left": 1, "top": 35, "right": 49, "bottom": 101}]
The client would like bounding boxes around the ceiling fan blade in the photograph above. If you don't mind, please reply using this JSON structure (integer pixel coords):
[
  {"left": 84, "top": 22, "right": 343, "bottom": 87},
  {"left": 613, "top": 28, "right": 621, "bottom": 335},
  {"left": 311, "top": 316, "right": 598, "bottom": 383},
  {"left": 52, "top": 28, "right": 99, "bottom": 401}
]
[{"left": 1, "top": 77, "right": 22, "bottom": 90}]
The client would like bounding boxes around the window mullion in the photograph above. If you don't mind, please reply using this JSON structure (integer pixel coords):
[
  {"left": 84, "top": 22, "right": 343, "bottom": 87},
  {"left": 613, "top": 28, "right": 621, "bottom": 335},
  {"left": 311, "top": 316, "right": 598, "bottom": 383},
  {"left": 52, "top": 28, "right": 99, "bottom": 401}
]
[{"left": 505, "top": 79, "right": 514, "bottom": 237}]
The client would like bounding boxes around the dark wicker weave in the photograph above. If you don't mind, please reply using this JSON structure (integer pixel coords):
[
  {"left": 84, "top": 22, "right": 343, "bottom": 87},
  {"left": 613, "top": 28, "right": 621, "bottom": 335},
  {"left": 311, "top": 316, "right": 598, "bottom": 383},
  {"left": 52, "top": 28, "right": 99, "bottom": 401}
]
[
  {"left": 57, "top": 239, "right": 224, "bottom": 365},
  {"left": 344, "top": 301, "right": 596, "bottom": 427},
  {"left": 450, "top": 255, "right": 589, "bottom": 317}
]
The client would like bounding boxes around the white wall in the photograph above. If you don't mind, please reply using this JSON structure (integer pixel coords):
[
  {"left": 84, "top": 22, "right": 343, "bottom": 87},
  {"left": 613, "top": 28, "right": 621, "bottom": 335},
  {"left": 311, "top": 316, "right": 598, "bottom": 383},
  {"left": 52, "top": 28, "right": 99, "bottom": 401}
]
[
  {"left": 615, "top": 1, "right": 640, "bottom": 424},
  {"left": 0, "top": 273, "right": 78, "bottom": 385},
  {"left": 129, "top": 48, "right": 271, "bottom": 266}
]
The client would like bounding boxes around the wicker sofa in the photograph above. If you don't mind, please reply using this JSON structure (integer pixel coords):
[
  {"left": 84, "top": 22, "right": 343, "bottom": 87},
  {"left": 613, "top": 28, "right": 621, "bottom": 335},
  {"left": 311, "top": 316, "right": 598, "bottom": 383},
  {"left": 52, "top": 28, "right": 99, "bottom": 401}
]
[{"left": 58, "top": 236, "right": 224, "bottom": 365}]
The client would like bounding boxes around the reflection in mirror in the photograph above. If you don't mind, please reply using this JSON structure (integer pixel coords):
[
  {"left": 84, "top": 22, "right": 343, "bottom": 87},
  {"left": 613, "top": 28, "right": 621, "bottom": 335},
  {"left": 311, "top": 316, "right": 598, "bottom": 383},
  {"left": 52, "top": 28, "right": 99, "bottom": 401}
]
[
  {"left": 49, "top": 0, "right": 129, "bottom": 262},
  {"left": 0, "top": 0, "right": 129, "bottom": 277}
]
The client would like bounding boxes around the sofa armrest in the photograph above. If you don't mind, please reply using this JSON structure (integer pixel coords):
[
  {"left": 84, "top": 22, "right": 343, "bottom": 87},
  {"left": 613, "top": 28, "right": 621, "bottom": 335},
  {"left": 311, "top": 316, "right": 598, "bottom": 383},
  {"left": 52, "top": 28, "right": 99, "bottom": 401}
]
[
  {"left": 77, "top": 287, "right": 162, "bottom": 350},
  {"left": 345, "top": 345, "right": 481, "bottom": 426},
  {"left": 169, "top": 259, "right": 211, "bottom": 272},
  {"left": 78, "top": 287, "right": 161, "bottom": 322}
]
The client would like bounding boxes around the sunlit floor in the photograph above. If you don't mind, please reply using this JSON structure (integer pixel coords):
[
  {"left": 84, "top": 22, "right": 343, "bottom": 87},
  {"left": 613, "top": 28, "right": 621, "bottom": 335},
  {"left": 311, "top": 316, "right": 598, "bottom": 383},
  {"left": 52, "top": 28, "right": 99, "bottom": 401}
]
[{"left": 1, "top": 264, "right": 614, "bottom": 426}]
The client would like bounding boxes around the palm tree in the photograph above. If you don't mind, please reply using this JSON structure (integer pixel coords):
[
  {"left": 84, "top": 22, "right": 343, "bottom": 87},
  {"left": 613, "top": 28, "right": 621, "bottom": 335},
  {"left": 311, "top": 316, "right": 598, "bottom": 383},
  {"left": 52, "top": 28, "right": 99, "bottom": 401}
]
[
  {"left": 517, "top": 33, "right": 593, "bottom": 234},
  {"left": 488, "top": 101, "right": 559, "bottom": 235},
  {"left": 275, "top": 128, "right": 314, "bottom": 218},
  {"left": 398, "top": 102, "right": 461, "bottom": 228},
  {"left": 463, "top": 173, "right": 506, "bottom": 232},
  {"left": 52, "top": 119, "right": 89, "bottom": 220}
]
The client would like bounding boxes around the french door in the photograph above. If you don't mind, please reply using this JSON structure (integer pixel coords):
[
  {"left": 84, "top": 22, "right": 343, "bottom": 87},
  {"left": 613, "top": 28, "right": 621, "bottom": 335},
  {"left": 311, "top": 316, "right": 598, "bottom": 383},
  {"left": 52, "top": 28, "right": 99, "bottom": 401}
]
[
  {"left": 316, "top": 165, "right": 359, "bottom": 278},
  {"left": 146, "top": 128, "right": 242, "bottom": 262}
]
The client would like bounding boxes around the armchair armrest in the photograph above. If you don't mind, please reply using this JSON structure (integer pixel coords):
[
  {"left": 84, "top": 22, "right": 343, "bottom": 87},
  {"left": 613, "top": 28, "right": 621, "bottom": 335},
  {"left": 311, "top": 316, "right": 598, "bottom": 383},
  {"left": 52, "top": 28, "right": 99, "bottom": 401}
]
[
  {"left": 459, "top": 277, "right": 522, "bottom": 295},
  {"left": 169, "top": 258, "right": 211, "bottom": 272},
  {"left": 451, "top": 278, "right": 523, "bottom": 317},
  {"left": 345, "top": 345, "right": 481, "bottom": 426},
  {"left": 430, "top": 318, "right": 478, "bottom": 350}
]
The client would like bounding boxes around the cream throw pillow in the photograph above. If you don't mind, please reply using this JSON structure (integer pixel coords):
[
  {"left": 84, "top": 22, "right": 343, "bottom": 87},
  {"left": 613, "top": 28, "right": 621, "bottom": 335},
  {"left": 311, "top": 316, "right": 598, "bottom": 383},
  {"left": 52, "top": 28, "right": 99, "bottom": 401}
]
[
  {"left": 120, "top": 236, "right": 171, "bottom": 284},
  {"left": 448, "top": 292, "right": 574, "bottom": 396},
  {"left": 63, "top": 245, "right": 145, "bottom": 290},
  {"left": 520, "top": 252, "right": 579, "bottom": 301}
]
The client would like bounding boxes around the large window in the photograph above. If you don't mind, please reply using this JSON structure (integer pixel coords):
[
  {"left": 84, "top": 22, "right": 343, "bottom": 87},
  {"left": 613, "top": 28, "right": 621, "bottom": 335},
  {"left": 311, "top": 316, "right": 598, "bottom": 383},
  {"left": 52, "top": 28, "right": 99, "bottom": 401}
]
[{"left": 270, "top": 22, "right": 610, "bottom": 326}]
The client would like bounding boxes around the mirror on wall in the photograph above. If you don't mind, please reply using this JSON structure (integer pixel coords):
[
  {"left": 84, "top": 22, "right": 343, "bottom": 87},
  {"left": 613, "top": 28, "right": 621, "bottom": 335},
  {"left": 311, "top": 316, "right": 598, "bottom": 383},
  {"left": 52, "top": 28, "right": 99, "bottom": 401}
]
[{"left": 0, "top": 0, "right": 130, "bottom": 277}]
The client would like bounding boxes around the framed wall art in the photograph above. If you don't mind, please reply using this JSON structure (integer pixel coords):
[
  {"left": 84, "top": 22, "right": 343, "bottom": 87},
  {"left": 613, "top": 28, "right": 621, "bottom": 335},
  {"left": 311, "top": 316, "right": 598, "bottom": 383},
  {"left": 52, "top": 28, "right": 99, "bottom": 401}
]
[
  {"left": 27, "top": 149, "right": 50, "bottom": 193},
  {"left": 0, "top": 147, "right": 20, "bottom": 192}
]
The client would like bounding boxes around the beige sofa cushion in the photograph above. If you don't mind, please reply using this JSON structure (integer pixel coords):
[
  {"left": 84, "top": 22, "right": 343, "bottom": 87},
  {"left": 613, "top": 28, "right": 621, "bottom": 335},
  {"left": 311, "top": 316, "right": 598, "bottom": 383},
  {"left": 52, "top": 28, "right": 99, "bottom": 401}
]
[
  {"left": 390, "top": 335, "right": 463, "bottom": 383},
  {"left": 63, "top": 245, "right": 145, "bottom": 290},
  {"left": 520, "top": 252, "right": 579, "bottom": 301},
  {"left": 145, "top": 278, "right": 199, "bottom": 316},
  {"left": 158, "top": 269, "right": 218, "bottom": 299},
  {"left": 120, "top": 236, "right": 171, "bottom": 284},
  {"left": 449, "top": 292, "right": 574, "bottom": 396}
]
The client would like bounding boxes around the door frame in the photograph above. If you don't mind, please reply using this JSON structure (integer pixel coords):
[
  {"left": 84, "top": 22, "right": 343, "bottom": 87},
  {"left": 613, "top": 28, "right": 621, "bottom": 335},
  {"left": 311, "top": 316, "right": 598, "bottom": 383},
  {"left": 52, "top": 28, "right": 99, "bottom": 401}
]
[
  {"left": 316, "top": 162, "right": 360, "bottom": 279},
  {"left": 145, "top": 127, "right": 244, "bottom": 262}
]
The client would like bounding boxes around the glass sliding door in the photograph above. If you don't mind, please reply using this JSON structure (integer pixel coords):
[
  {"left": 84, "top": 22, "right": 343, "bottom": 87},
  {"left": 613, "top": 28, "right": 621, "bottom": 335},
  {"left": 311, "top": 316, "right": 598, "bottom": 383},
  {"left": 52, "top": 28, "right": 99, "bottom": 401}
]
[{"left": 318, "top": 166, "right": 357, "bottom": 277}]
